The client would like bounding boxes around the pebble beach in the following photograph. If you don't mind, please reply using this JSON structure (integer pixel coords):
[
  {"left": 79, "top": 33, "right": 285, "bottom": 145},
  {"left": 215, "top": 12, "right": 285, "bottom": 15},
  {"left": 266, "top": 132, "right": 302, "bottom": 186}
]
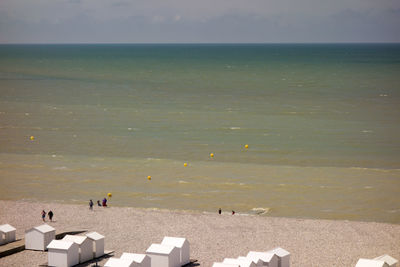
[{"left": 0, "top": 200, "right": 399, "bottom": 267}]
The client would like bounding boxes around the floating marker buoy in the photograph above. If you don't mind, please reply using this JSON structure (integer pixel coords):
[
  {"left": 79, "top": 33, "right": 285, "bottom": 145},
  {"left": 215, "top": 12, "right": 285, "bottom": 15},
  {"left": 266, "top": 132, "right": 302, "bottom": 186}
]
[
  {"left": 30, "top": 136, "right": 35, "bottom": 141},
  {"left": 245, "top": 144, "right": 249, "bottom": 149},
  {"left": 107, "top": 193, "right": 112, "bottom": 197},
  {"left": 147, "top": 175, "right": 151, "bottom": 180},
  {"left": 184, "top": 163, "right": 188, "bottom": 167},
  {"left": 210, "top": 153, "right": 214, "bottom": 158}
]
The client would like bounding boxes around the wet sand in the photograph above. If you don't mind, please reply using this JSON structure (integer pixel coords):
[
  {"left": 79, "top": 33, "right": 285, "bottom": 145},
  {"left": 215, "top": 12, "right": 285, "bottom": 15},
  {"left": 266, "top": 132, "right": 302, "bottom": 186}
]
[{"left": 0, "top": 200, "right": 399, "bottom": 266}]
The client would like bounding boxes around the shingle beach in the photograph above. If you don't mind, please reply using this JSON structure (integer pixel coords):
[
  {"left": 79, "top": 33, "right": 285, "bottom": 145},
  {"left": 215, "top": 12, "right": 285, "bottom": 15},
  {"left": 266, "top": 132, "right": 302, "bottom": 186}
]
[{"left": 0, "top": 200, "right": 399, "bottom": 267}]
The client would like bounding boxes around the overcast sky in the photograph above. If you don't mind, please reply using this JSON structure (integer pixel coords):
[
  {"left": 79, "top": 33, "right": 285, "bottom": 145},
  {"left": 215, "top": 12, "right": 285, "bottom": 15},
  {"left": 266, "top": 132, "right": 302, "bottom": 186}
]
[{"left": 0, "top": 0, "right": 399, "bottom": 43}]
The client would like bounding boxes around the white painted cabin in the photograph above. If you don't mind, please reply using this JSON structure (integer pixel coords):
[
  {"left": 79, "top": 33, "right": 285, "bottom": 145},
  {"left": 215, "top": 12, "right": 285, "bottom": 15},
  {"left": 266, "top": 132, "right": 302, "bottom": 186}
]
[
  {"left": 355, "top": 258, "right": 388, "bottom": 267},
  {"left": 374, "top": 255, "right": 398, "bottom": 267},
  {"left": 223, "top": 257, "right": 256, "bottom": 267},
  {"left": 104, "top": 257, "right": 135, "bottom": 267},
  {"left": 146, "top": 243, "right": 180, "bottom": 267},
  {"left": 25, "top": 224, "right": 55, "bottom": 251},
  {"left": 267, "top": 247, "right": 290, "bottom": 267},
  {"left": 247, "top": 251, "right": 278, "bottom": 267},
  {"left": 161, "top": 236, "right": 190, "bottom": 266},
  {"left": 0, "top": 224, "right": 16, "bottom": 245},
  {"left": 47, "top": 240, "right": 79, "bottom": 267},
  {"left": 63, "top": 234, "right": 93, "bottom": 263},
  {"left": 85, "top": 231, "right": 104, "bottom": 258},
  {"left": 238, "top": 256, "right": 263, "bottom": 266},
  {"left": 121, "top": 253, "right": 151, "bottom": 267}
]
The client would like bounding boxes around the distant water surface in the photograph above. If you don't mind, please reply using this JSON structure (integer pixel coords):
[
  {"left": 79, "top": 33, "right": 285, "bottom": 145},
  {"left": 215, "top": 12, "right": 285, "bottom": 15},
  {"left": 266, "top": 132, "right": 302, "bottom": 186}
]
[{"left": 0, "top": 44, "right": 399, "bottom": 223}]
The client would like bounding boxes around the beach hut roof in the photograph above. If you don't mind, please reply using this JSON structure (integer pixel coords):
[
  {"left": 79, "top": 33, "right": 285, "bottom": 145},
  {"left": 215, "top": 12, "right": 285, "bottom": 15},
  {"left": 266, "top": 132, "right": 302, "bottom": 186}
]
[
  {"left": 146, "top": 244, "right": 176, "bottom": 255},
  {"left": 268, "top": 247, "right": 290, "bottom": 257},
  {"left": 355, "top": 259, "right": 387, "bottom": 267},
  {"left": 224, "top": 257, "right": 255, "bottom": 267},
  {"left": 0, "top": 224, "right": 16, "bottom": 233},
  {"left": 247, "top": 251, "right": 276, "bottom": 262},
  {"left": 374, "top": 255, "right": 398, "bottom": 265},
  {"left": 47, "top": 240, "right": 75, "bottom": 250},
  {"left": 105, "top": 257, "right": 134, "bottom": 267},
  {"left": 121, "top": 253, "right": 148, "bottom": 263},
  {"left": 161, "top": 236, "right": 187, "bottom": 247},
  {"left": 86, "top": 231, "right": 104, "bottom": 240},
  {"left": 33, "top": 224, "right": 55, "bottom": 233},
  {"left": 63, "top": 235, "right": 88, "bottom": 245}
]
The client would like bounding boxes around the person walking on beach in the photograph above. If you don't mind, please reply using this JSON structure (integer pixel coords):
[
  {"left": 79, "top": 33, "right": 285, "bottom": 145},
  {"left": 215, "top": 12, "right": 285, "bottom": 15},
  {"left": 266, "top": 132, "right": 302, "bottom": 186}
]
[
  {"left": 102, "top": 198, "right": 107, "bottom": 207},
  {"left": 97, "top": 200, "right": 101, "bottom": 207},
  {"left": 219, "top": 208, "right": 222, "bottom": 214},
  {"left": 232, "top": 210, "right": 235, "bottom": 215},
  {"left": 89, "top": 199, "right": 93, "bottom": 210},
  {"left": 48, "top": 210, "right": 54, "bottom": 222},
  {"left": 41, "top": 210, "right": 46, "bottom": 222}
]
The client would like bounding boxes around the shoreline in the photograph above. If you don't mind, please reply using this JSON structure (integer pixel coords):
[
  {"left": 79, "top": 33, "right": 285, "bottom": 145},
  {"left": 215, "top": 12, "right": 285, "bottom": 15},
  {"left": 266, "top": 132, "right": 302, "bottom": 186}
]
[{"left": 1, "top": 200, "right": 400, "bottom": 266}]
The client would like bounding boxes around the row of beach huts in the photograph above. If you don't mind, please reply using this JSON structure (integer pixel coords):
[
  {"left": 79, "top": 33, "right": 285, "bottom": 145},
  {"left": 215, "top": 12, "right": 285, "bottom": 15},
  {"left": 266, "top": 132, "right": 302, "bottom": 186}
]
[{"left": 1, "top": 223, "right": 398, "bottom": 267}]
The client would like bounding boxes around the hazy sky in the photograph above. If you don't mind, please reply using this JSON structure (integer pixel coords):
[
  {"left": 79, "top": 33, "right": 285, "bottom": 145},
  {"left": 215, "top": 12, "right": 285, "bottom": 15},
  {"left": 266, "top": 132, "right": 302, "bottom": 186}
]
[{"left": 0, "top": 0, "right": 399, "bottom": 43}]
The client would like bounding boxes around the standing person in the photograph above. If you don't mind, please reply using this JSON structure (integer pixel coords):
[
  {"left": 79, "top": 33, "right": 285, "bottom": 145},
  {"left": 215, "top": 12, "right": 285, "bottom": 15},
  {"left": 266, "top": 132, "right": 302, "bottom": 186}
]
[
  {"left": 48, "top": 210, "right": 54, "bottom": 222},
  {"left": 97, "top": 200, "right": 101, "bottom": 207},
  {"left": 218, "top": 208, "right": 222, "bottom": 214},
  {"left": 89, "top": 199, "right": 93, "bottom": 210},
  {"left": 232, "top": 210, "right": 235, "bottom": 215},
  {"left": 41, "top": 210, "right": 46, "bottom": 222},
  {"left": 102, "top": 198, "right": 107, "bottom": 207}
]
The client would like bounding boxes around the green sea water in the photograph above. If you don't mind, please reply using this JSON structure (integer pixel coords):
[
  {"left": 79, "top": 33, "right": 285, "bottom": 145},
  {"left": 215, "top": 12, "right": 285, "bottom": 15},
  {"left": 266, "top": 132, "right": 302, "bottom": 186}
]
[{"left": 0, "top": 44, "right": 399, "bottom": 223}]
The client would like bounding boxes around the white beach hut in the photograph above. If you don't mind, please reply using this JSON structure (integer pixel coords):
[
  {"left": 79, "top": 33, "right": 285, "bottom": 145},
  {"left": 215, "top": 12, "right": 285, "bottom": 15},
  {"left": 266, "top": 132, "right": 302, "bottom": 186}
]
[
  {"left": 374, "top": 255, "right": 398, "bottom": 267},
  {"left": 223, "top": 257, "right": 256, "bottom": 267},
  {"left": 146, "top": 243, "right": 180, "bottom": 267},
  {"left": 121, "top": 253, "right": 151, "bottom": 267},
  {"left": 0, "top": 224, "right": 16, "bottom": 245},
  {"left": 104, "top": 257, "right": 135, "bottom": 267},
  {"left": 47, "top": 240, "right": 79, "bottom": 267},
  {"left": 25, "top": 224, "right": 55, "bottom": 251},
  {"left": 85, "top": 231, "right": 104, "bottom": 258},
  {"left": 355, "top": 258, "right": 388, "bottom": 267},
  {"left": 247, "top": 251, "right": 278, "bottom": 267},
  {"left": 238, "top": 256, "right": 263, "bottom": 267},
  {"left": 63, "top": 234, "right": 93, "bottom": 263},
  {"left": 212, "top": 263, "right": 240, "bottom": 267},
  {"left": 267, "top": 247, "right": 290, "bottom": 267},
  {"left": 161, "top": 236, "right": 190, "bottom": 265}
]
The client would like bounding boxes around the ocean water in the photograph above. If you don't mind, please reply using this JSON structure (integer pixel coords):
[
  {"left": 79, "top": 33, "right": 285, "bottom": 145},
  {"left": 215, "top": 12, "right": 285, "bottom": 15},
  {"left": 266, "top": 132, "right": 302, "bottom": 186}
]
[{"left": 0, "top": 44, "right": 399, "bottom": 223}]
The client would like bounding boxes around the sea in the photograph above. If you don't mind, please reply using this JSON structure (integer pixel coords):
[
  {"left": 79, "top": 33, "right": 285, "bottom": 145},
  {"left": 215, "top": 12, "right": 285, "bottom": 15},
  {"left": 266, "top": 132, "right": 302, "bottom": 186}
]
[{"left": 0, "top": 43, "right": 399, "bottom": 223}]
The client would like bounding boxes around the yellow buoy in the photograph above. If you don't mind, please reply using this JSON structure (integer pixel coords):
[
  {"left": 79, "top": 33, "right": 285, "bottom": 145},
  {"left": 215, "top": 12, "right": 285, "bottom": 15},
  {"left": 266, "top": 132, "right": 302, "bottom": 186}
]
[
  {"left": 210, "top": 153, "right": 214, "bottom": 158},
  {"left": 147, "top": 175, "right": 151, "bottom": 180},
  {"left": 107, "top": 193, "right": 112, "bottom": 197},
  {"left": 245, "top": 144, "right": 249, "bottom": 149},
  {"left": 184, "top": 162, "right": 188, "bottom": 167},
  {"left": 30, "top": 136, "right": 35, "bottom": 141}
]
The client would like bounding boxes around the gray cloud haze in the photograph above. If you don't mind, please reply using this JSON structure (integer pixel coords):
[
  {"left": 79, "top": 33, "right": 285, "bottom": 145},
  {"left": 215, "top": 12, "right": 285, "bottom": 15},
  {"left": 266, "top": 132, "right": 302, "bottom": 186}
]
[{"left": 0, "top": 0, "right": 399, "bottom": 43}]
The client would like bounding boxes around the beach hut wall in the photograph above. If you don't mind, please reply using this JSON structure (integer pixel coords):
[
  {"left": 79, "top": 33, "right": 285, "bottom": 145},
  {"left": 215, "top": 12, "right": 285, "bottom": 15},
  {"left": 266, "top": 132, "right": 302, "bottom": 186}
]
[
  {"left": 355, "top": 259, "right": 388, "bottom": 267},
  {"left": 247, "top": 251, "right": 278, "bottom": 267},
  {"left": 47, "top": 240, "right": 79, "bottom": 267},
  {"left": 161, "top": 236, "right": 190, "bottom": 265},
  {"left": 62, "top": 234, "right": 93, "bottom": 263},
  {"left": 212, "top": 263, "right": 240, "bottom": 267},
  {"left": 373, "top": 255, "right": 398, "bottom": 267},
  {"left": 121, "top": 252, "right": 151, "bottom": 267},
  {"left": 104, "top": 257, "right": 135, "bottom": 267},
  {"left": 25, "top": 224, "right": 55, "bottom": 251},
  {"left": 223, "top": 257, "right": 257, "bottom": 267},
  {"left": 266, "top": 247, "right": 290, "bottom": 267},
  {"left": 85, "top": 231, "right": 104, "bottom": 258},
  {"left": 146, "top": 243, "right": 180, "bottom": 267},
  {"left": 0, "top": 224, "right": 16, "bottom": 245}
]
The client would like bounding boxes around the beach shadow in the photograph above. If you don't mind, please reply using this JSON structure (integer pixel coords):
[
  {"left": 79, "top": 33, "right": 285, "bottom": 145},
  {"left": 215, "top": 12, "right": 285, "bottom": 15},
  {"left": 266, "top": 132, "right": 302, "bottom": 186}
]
[
  {"left": 74, "top": 253, "right": 113, "bottom": 267},
  {"left": 183, "top": 259, "right": 200, "bottom": 266}
]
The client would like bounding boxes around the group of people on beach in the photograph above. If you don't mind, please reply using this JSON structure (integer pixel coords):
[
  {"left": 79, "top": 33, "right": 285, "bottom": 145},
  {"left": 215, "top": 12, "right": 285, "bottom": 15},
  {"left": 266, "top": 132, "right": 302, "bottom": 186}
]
[
  {"left": 218, "top": 208, "right": 235, "bottom": 215},
  {"left": 89, "top": 198, "right": 108, "bottom": 210},
  {"left": 41, "top": 210, "right": 54, "bottom": 222}
]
